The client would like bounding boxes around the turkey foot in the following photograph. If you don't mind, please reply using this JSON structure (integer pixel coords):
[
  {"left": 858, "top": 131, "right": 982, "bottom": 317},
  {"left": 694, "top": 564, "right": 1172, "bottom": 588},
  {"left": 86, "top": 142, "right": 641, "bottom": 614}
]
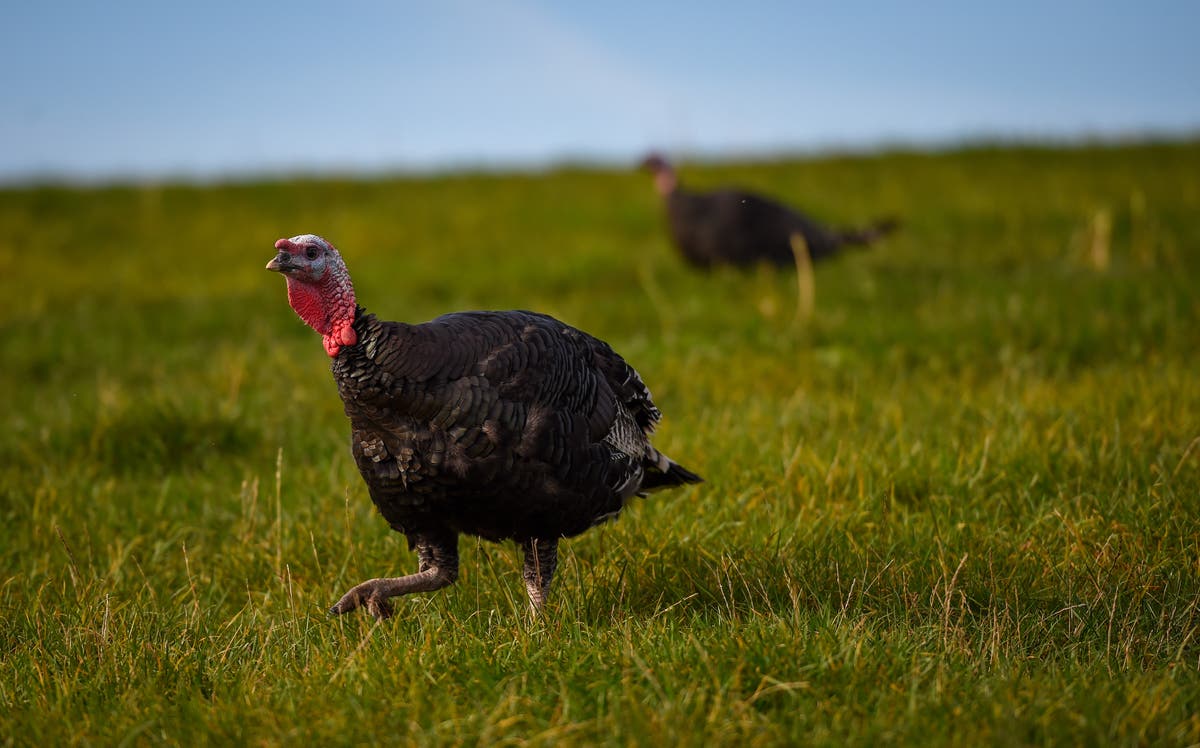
[
  {"left": 330, "top": 578, "right": 400, "bottom": 620},
  {"left": 330, "top": 537, "right": 459, "bottom": 620}
]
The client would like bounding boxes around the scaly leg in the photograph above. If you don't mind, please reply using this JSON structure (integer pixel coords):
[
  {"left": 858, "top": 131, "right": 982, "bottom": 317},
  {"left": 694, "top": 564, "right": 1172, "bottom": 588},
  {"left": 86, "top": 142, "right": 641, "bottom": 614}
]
[
  {"left": 521, "top": 538, "right": 559, "bottom": 613},
  {"left": 331, "top": 533, "right": 459, "bottom": 620}
]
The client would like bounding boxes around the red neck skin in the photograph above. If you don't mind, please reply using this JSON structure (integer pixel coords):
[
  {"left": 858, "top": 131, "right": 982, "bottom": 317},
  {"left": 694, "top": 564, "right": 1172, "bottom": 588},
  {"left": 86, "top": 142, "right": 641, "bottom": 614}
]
[
  {"left": 654, "top": 168, "right": 677, "bottom": 197},
  {"left": 286, "top": 269, "right": 358, "bottom": 357}
]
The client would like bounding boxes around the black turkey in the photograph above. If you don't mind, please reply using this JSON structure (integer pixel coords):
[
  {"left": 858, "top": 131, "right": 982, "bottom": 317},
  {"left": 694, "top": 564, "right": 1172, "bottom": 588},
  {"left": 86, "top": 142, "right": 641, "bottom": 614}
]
[
  {"left": 642, "top": 153, "right": 897, "bottom": 268},
  {"left": 267, "top": 234, "right": 701, "bottom": 618}
]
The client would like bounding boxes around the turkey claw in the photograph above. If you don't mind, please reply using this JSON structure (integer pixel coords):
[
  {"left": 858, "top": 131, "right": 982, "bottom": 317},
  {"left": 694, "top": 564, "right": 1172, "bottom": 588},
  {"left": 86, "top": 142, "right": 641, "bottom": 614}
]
[
  {"left": 367, "top": 596, "right": 394, "bottom": 620},
  {"left": 330, "top": 586, "right": 394, "bottom": 620}
]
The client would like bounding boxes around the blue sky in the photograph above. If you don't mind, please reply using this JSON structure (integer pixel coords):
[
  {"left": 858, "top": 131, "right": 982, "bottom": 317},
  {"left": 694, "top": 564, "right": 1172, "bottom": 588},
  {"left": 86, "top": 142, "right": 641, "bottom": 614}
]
[{"left": 3, "top": 1, "right": 1198, "bottom": 180}]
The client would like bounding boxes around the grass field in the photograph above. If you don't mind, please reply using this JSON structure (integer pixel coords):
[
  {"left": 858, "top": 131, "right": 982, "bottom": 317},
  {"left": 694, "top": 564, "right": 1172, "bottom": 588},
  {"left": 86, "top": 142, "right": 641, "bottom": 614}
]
[{"left": 2, "top": 141, "right": 1199, "bottom": 746}]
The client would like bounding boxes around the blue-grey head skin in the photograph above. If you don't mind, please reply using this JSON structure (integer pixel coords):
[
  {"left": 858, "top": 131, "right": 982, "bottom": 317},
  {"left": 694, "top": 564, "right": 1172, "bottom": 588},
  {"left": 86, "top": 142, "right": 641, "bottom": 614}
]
[{"left": 267, "top": 234, "right": 339, "bottom": 282}]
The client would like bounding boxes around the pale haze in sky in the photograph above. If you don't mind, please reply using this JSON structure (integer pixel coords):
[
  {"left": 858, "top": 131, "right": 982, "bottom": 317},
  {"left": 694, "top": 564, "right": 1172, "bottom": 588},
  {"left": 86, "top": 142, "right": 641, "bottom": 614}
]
[{"left": 3, "top": 1, "right": 1198, "bottom": 180}]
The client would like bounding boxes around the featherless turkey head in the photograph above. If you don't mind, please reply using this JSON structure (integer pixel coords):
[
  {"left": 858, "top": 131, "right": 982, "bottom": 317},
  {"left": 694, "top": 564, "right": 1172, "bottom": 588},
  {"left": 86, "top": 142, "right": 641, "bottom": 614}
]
[
  {"left": 267, "top": 234, "right": 358, "bottom": 357},
  {"left": 639, "top": 152, "right": 677, "bottom": 196}
]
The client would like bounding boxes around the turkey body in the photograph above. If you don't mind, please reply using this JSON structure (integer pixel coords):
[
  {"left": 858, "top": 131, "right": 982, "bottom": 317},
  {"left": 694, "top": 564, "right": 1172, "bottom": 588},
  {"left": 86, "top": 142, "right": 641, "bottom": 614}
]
[
  {"left": 268, "top": 232, "right": 700, "bottom": 618},
  {"left": 642, "top": 154, "right": 895, "bottom": 268},
  {"left": 334, "top": 307, "right": 695, "bottom": 546},
  {"left": 666, "top": 188, "right": 896, "bottom": 269}
]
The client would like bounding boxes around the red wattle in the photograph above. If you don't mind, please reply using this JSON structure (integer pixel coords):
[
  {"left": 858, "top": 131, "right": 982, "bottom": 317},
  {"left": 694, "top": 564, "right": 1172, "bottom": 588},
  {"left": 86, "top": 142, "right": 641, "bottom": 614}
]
[
  {"left": 287, "top": 281, "right": 331, "bottom": 335},
  {"left": 335, "top": 320, "right": 358, "bottom": 346},
  {"left": 283, "top": 258, "right": 357, "bottom": 358}
]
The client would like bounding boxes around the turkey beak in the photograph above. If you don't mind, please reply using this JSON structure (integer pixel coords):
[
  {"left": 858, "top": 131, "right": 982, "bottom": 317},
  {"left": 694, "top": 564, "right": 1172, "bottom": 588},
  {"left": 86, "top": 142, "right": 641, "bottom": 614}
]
[
  {"left": 269, "top": 237, "right": 302, "bottom": 273},
  {"left": 266, "top": 252, "right": 293, "bottom": 273}
]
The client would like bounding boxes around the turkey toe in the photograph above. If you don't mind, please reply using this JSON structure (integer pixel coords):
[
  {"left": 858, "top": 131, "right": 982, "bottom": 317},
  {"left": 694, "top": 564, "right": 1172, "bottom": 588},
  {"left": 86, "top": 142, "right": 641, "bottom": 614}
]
[
  {"left": 366, "top": 596, "right": 394, "bottom": 620},
  {"left": 330, "top": 585, "right": 370, "bottom": 616}
]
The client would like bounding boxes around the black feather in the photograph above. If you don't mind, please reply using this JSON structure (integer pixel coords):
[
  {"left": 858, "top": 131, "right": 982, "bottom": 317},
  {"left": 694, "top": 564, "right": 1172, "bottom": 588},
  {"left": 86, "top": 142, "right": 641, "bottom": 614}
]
[
  {"left": 652, "top": 159, "right": 898, "bottom": 268},
  {"left": 333, "top": 307, "right": 701, "bottom": 545}
]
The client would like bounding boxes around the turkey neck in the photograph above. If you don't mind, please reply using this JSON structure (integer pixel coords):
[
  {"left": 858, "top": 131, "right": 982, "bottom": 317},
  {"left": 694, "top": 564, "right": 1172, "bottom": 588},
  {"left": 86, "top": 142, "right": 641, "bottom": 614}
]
[
  {"left": 339, "top": 307, "right": 382, "bottom": 360},
  {"left": 653, "top": 168, "right": 677, "bottom": 197},
  {"left": 330, "top": 309, "right": 413, "bottom": 412},
  {"left": 331, "top": 308, "right": 381, "bottom": 387},
  {"left": 285, "top": 262, "right": 357, "bottom": 356}
]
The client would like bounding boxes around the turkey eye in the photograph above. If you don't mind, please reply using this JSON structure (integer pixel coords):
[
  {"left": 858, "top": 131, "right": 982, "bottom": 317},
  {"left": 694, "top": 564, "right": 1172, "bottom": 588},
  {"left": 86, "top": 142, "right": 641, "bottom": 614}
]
[{"left": 306, "top": 247, "right": 320, "bottom": 260}]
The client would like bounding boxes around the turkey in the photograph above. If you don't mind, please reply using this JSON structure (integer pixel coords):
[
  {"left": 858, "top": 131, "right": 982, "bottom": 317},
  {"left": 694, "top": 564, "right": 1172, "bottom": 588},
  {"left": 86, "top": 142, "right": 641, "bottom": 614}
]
[
  {"left": 641, "top": 153, "right": 898, "bottom": 268},
  {"left": 266, "top": 234, "right": 702, "bottom": 619}
]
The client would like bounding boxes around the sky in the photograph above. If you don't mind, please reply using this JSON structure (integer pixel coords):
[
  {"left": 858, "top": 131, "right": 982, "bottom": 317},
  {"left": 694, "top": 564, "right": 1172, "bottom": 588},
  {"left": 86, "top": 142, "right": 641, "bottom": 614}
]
[{"left": 3, "top": 1, "right": 1198, "bottom": 181}]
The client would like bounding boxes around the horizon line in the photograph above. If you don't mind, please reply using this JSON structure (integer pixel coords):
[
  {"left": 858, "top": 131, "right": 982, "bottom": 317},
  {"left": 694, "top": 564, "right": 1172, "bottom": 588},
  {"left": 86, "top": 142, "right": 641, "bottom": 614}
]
[{"left": 3, "top": 127, "right": 1197, "bottom": 189}]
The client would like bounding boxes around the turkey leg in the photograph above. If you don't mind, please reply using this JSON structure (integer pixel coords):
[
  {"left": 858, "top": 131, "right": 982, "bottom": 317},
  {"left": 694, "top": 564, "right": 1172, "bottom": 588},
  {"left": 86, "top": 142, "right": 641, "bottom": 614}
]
[
  {"left": 521, "top": 538, "right": 559, "bottom": 612},
  {"left": 330, "top": 535, "right": 459, "bottom": 620}
]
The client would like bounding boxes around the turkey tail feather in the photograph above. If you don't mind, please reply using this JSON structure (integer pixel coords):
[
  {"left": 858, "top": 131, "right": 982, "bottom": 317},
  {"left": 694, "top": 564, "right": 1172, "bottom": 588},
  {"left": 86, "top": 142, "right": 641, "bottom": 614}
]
[
  {"left": 837, "top": 217, "right": 901, "bottom": 247},
  {"left": 641, "top": 451, "right": 703, "bottom": 491}
]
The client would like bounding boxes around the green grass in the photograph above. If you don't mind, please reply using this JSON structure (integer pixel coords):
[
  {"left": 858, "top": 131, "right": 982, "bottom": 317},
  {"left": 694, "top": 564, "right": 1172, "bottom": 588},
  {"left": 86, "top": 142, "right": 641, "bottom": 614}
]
[{"left": 2, "top": 141, "right": 1199, "bottom": 746}]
